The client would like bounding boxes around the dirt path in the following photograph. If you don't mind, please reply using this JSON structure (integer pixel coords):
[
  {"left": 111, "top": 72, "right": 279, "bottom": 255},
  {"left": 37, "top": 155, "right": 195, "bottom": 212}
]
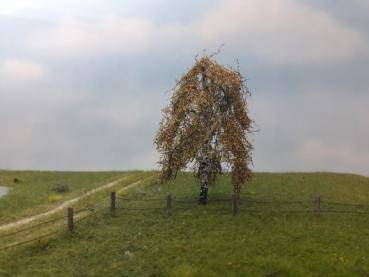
[{"left": 0, "top": 176, "right": 149, "bottom": 233}]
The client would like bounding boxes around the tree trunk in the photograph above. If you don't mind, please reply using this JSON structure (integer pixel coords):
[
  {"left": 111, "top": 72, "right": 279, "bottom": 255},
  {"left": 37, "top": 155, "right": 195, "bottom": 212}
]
[
  {"left": 198, "top": 66, "right": 211, "bottom": 205},
  {"left": 198, "top": 159, "right": 210, "bottom": 204},
  {"left": 199, "top": 173, "right": 209, "bottom": 205}
]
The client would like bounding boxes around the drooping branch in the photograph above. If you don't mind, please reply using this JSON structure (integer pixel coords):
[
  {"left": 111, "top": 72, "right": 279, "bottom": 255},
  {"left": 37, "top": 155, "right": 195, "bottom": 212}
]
[{"left": 155, "top": 56, "right": 253, "bottom": 196}]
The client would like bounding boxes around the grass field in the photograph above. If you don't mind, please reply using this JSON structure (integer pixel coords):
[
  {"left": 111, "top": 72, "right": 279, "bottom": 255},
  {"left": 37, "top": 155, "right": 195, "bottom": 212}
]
[
  {"left": 0, "top": 170, "right": 140, "bottom": 223},
  {"left": 1, "top": 172, "right": 369, "bottom": 276}
]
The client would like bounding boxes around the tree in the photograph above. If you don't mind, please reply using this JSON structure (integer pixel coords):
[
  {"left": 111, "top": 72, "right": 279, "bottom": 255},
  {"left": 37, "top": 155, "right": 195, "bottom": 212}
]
[{"left": 155, "top": 56, "right": 253, "bottom": 204}]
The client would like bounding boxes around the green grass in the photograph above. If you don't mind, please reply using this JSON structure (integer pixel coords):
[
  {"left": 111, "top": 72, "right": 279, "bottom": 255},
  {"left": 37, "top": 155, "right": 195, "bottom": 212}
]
[
  {"left": 0, "top": 170, "right": 135, "bottom": 223},
  {"left": 1, "top": 172, "right": 369, "bottom": 276}
]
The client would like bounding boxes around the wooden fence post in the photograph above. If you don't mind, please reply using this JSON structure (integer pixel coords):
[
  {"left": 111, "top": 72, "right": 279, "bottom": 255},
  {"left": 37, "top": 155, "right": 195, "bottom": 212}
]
[
  {"left": 315, "top": 195, "right": 321, "bottom": 217},
  {"left": 232, "top": 194, "right": 239, "bottom": 215},
  {"left": 166, "top": 193, "right": 172, "bottom": 210},
  {"left": 67, "top": 207, "right": 74, "bottom": 232},
  {"left": 111, "top": 192, "right": 116, "bottom": 215}
]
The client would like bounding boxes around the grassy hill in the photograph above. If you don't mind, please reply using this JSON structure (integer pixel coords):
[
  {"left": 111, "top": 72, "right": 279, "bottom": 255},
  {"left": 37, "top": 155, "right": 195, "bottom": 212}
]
[
  {"left": 0, "top": 170, "right": 131, "bottom": 223},
  {"left": 1, "top": 172, "right": 369, "bottom": 276}
]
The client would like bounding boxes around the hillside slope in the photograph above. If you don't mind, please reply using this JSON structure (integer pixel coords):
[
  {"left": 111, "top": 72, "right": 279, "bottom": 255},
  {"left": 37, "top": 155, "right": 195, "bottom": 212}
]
[
  {"left": 1, "top": 172, "right": 369, "bottom": 276},
  {"left": 0, "top": 171, "right": 129, "bottom": 223}
]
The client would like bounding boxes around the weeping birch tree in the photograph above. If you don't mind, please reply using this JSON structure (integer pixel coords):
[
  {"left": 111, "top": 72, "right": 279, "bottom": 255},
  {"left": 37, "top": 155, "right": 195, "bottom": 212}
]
[{"left": 155, "top": 56, "right": 253, "bottom": 204}]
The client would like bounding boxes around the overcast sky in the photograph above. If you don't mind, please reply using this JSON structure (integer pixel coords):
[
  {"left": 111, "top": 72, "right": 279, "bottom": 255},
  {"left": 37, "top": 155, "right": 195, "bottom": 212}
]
[{"left": 0, "top": 0, "right": 368, "bottom": 175}]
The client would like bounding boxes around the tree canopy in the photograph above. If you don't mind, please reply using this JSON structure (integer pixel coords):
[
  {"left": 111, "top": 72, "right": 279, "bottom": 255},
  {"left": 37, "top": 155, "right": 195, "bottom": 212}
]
[{"left": 155, "top": 56, "right": 253, "bottom": 197}]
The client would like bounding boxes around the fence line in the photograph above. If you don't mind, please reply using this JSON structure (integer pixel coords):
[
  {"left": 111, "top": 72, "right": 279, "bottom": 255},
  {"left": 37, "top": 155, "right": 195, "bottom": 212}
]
[
  {"left": 2, "top": 192, "right": 369, "bottom": 252},
  {"left": 0, "top": 200, "right": 106, "bottom": 251},
  {"left": 0, "top": 215, "right": 66, "bottom": 239},
  {"left": 324, "top": 201, "right": 369, "bottom": 207},
  {"left": 116, "top": 207, "right": 165, "bottom": 211},
  {"left": 242, "top": 199, "right": 311, "bottom": 205},
  {"left": 117, "top": 197, "right": 164, "bottom": 201},
  {"left": 76, "top": 209, "right": 99, "bottom": 222},
  {"left": 0, "top": 230, "right": 61, "bottom": 251}
]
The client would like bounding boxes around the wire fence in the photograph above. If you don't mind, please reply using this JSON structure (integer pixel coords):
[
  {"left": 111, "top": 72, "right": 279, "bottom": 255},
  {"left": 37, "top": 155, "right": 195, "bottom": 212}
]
[
  {"left": 117, "top": 195, "right": 369, "bottom": 213},
  {"left": 0, "top": 230, "right": 62, "bottom": 251},
  {"left": 0, "top": 215, "right": 66, "bottom": 239},
  {"left": 2, "top": 192, "right": 369, "bottom": 252},
  {"left": 0, "top": 199, "right": 104, "bottom": 252}
]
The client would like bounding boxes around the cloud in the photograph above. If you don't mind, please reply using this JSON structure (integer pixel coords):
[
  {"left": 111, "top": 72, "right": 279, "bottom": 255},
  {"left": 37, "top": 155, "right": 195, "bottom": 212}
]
[
  {"left": 0, "top": 59, "right": 46, "bottom": 81},
  {"left": 0, "top": 77, "right": 165, "bottom": 171},
  {"left": 24, "top": 0, "right": 368, "bottom": 65},
  {"left": 0, "top": 0, "right": 105, "bottom": 19},
  {"left": 27, "top": 17, "right": 154, "bottom": 57},
  {"left": 196, "top": 0, "right": 367, "bottom": 63},
  {"left": 250, "top": 88, "right": 369, "bottom": 176},
  {"left": 1, "top": 0, "right": 369, "bottom": 175},
  {"left": 0, "top": 0, "right": 43, "bottom": 16},
  {"left": 299, "top": 139, "right": 369, "bottom": 167}
]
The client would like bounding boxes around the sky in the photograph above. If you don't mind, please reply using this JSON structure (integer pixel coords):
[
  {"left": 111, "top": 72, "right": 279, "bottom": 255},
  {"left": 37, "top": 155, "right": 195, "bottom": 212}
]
[{"left": 0, "top": 0, "right": 368, "bottom": 175}]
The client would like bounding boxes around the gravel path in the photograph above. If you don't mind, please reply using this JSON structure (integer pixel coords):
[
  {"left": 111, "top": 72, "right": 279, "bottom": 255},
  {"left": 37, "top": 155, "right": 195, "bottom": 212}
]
[{"left": 0, "top": 176, "right": 147, "bottom": 232}]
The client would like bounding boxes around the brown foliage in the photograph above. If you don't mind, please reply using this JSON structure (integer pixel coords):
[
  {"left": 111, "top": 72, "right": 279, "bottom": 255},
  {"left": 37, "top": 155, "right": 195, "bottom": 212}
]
[{"left": 155, "top": 56, "right": 253, "bottom": 195}]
